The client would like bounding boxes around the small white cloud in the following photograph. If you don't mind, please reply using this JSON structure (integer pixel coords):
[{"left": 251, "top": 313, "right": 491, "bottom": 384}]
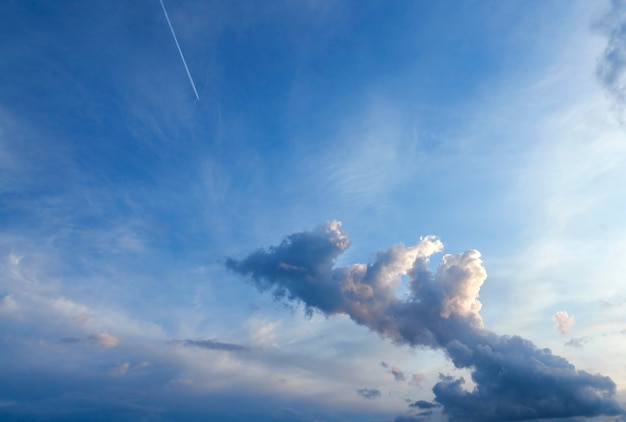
[
  {"left": 72, "top": 312, "right": 92, "bottom": 324},
  {"left": 169, "top": 378, "right": 194, "bottom": 388},
  {"left": 52, "top": 297, "right": 91, "bottom": 319},
  {"left": 111, "top": 362, "right": 130, "bottom": 376},
  {"left": 8, "top": 253, "right": 22, "bottom": 267},
  {"left": 89, "top": 332, "right": 120, "bottom": 348},
  {"left": 247, "top": 318, "right": 280, "bottom": 348},
  {"left": 0, "top": 295, "right": 19, "bottom": 315},
  {"left": 553, "top": 311, "right": 575, "bottom": 334},
  {"left": 6, "top": 253, "right": 29, "bottom": 282}
]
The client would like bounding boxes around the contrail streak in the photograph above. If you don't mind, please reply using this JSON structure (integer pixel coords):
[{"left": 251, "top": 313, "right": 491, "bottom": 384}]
[{"left": 159, "top": 0, "right": 200, "bottom": 100}]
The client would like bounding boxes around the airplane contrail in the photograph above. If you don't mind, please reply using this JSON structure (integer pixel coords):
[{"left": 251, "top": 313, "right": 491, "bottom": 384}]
[{"left": 159, "top": 0, "right": 200, "bottom": 100}]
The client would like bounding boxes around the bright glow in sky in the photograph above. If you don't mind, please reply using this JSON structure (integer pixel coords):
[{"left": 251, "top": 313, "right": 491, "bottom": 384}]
[{"left": 2, "top": 1, "right": 626, "bottom": 421}]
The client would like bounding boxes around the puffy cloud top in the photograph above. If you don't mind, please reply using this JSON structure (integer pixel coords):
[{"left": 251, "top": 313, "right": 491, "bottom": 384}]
[
  {"left": 553, "top": 310, "right": 575, "bottom": 334},
  {"left": 227, "top": 222, "right": 623, "bottom": 420}
]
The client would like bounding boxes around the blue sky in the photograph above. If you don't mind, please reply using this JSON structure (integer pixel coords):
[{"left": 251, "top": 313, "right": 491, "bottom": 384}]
[{"left": 2, "top": 1, "right": 626, "bottom": 421}]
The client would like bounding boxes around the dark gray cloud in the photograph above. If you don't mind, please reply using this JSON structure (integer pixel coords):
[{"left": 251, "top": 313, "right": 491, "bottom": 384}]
[
  {"left": 59, "top": 333, "right": 120, "bottom": 348},
  {"left": 391, "top": 366, "right": 406, "bottom": 382},
  {"left": 170, "top": 339, "right": 249, "bottom": 352},
  {"left": 565, "top": 337, "right": 590, "bottom": 348},
  {"left": 596, "top": 0, "right": 626, "bottom": 117},
  {"left": 409, "top": 400, "right": 440, "bottom": 410},
  {"left": 433, "top": 334, "right": 621, "bottom": 421},
  {"left": 226, "top": 222, "right": 624, "bottom": 421},
  {"left": 381, "top": 361, "right": 389, "bottom": 368},
  {"left": 394, "top": 415, "right": 428, "bottom": 422},
  {"left": 225, "top": 222, "right": 350, "bottom": 317},
  {"left": 394, "top": 417, "right": 419, "bottom": 422},
  {"left": 356, "top": 388, "right": 381, "bottom": 400}
]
